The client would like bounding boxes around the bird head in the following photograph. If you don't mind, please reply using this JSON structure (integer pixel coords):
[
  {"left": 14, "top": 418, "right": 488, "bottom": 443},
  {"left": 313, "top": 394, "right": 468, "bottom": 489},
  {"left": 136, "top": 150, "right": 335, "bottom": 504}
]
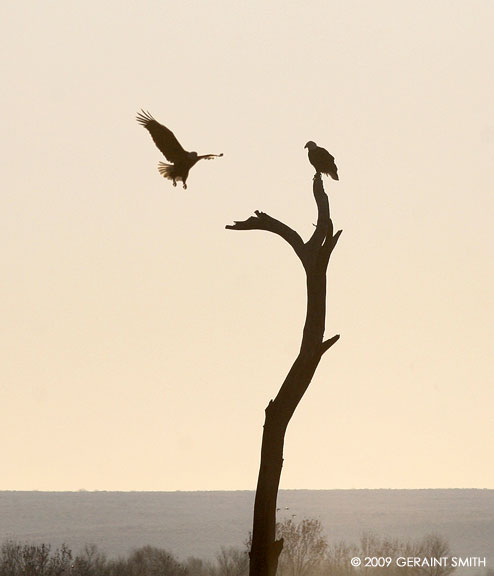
[
  {"left": 304, "top": 141, "right": 317, "bottom": 150},
  {"left": 188, "top": 151, "right": 198, "bottom": 159}
]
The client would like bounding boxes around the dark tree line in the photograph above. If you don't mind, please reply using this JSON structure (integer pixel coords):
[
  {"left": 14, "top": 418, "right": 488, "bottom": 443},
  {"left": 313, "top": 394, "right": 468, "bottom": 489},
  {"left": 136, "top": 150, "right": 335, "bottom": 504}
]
[{"left": 0, "top": 522, "right": 459, "bottom": 576}]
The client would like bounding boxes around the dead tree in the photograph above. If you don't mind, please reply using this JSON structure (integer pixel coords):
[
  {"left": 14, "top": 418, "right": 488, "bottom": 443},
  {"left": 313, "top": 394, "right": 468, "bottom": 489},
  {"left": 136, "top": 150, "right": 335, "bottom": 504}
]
[{"left": 226, "top": 173, "right": 342, "bottom": 576}]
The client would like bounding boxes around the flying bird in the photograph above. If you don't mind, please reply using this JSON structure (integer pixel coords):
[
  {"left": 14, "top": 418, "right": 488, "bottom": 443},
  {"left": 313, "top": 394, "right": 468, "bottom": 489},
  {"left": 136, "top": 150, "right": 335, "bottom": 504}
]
[
  {"left": 304, "top": 141, "right": 339, "bottom": 181},
  {"left": 137, "top": 110, "right": 223, "bottom": 189}
]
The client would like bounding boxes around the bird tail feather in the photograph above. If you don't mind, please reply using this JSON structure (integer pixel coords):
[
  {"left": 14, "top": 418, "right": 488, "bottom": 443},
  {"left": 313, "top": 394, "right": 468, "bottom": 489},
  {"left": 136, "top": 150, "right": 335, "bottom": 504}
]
[
  {"left": 158, "top": 162, "right": 182, "bottom": 182},
  {"left": 324, "top": 170, "right": 339, "bottom": 181}
]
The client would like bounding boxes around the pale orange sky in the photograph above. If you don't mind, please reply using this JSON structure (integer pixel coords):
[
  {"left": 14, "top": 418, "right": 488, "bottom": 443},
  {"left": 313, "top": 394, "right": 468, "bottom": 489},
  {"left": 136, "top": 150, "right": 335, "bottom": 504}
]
[{"left": 1, "top": 0, "right": 493, "bottom": 490}]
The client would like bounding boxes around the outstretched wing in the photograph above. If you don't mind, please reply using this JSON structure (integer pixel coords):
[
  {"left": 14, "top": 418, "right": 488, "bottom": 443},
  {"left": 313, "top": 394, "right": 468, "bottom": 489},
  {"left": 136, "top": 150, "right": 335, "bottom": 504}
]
[
  {"left": 197, "top": 153, "right": 224, "bottom": 160},
  {"left": 136, "top": 110, "right": 187, "bottom": 163}
]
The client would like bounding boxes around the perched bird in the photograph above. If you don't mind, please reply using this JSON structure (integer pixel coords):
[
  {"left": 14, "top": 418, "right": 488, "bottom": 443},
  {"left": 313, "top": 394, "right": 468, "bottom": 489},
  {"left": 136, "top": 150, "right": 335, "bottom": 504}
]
[
  {"left": 304, "top": 141, "right": 339, "bottom": 181},
  {"left": 137, "top": 110, "right": 223, "bottom": 189}
]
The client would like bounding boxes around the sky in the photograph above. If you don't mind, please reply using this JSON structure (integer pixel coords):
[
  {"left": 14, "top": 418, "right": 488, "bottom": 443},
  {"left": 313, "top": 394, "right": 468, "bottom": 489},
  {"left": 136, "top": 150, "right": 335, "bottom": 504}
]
[{"left": 1, "top": 0, "right": 493, "bottom": 491}]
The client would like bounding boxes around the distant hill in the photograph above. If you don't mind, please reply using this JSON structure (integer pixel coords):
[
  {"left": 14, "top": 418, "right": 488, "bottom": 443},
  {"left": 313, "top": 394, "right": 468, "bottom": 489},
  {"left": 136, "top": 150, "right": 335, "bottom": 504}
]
[{"left": 0, "top": 490, "right": 492, "bottom": 571}]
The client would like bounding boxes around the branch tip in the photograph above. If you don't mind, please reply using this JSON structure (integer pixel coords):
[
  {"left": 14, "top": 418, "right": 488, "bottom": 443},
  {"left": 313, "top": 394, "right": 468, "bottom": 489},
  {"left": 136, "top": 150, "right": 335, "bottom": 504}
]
[
  {"left": 320, "top": 334, "right": 340, "bottom": 355},
  {"left": 273, "top": 538, "right": 284, "bottom": 556},
  {"left": 224, "top": 210, "right": 305, "bottom": 261}
]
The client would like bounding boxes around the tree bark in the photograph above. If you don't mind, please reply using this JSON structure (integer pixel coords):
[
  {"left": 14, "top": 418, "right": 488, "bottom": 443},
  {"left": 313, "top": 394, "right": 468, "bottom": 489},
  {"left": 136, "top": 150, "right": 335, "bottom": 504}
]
[{"left": 226, "top": 174, "right": 341, "bottom": 576}]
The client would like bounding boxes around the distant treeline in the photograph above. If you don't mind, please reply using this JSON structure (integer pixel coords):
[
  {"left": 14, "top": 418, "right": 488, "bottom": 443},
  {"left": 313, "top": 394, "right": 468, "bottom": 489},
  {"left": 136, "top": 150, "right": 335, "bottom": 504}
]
[{"left": 1, "top": 517, "right": 491, "bottom": 576}]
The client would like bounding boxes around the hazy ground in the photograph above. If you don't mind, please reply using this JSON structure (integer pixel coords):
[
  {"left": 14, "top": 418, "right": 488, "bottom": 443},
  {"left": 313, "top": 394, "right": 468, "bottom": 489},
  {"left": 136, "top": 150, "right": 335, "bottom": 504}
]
[{"left": 1, "top": 489, "right": 492, "bottom": 568}]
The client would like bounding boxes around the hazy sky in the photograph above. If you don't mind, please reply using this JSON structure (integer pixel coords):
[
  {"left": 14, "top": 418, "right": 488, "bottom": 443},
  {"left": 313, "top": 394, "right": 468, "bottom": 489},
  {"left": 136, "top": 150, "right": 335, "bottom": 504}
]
[{"left": 1, "top": 0, "right": 493, "bottom": 491}]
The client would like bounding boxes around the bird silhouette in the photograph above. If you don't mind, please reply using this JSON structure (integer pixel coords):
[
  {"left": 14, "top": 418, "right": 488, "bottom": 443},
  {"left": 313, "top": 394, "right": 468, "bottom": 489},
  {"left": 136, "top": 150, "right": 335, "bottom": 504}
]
[
  {"left": 305, "top": 141, "right": 339, "bottom": 181},
  {"left": 137, "top": 110, "right": 223, "bottom": 189}
]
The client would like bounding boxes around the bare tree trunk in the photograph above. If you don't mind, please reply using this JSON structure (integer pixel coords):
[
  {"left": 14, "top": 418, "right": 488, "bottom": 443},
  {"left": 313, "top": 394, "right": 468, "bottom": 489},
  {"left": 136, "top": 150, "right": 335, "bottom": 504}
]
[{"left": 226, "top": 174, "right": 342, "bottom": 576}]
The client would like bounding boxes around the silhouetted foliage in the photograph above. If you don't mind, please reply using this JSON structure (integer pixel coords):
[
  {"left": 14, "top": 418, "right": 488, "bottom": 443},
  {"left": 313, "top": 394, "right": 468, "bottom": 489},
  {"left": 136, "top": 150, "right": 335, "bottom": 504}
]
[
  {"left": 216, "top": 547, "right": 248, "bottom": 576},
  {"left": 183, "top": 556, "right": 215, "bottom": 576},
  {"left": 0, "top": 540, "right": 73, "bottom": 576},
  {"left": 276, "top": 518, "right": 327, "bottom": 576},
  {"left": 413, "top": 534, "right": 454, "bottom": 576},
  {"left": 0, "top": 529, "right": 456, "bottom": 576},
  {"left": 325, "top": 532, "right": 456, "bottom": 576},
  {"left": 119, "top": 546, "right": 186, "bottom": 576}
]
